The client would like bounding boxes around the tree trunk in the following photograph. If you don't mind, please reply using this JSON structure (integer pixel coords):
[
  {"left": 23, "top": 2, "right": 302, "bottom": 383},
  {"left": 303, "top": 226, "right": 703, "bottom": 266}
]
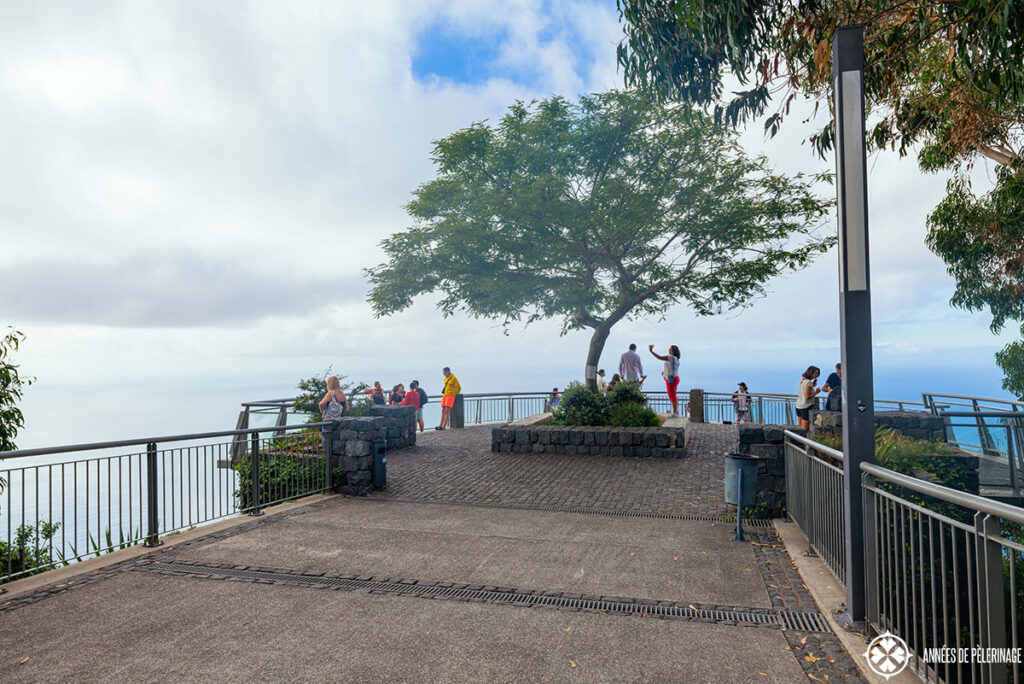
[{"left": 585, "top": 324, "right": 613, "bottom": 392}]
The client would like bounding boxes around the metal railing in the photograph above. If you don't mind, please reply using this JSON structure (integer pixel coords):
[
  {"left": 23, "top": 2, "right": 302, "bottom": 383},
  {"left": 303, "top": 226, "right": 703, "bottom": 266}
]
[
  {"left": 703, "top": 391, "right": 925, "bottom": 424},
  {"left": 0, "top": 422, "right": 331, "bottom": 584},
  {"left": 785, "top": 432, "right": 847, "bottom": 585},
  {"left": 863, "top": 463, "right": 1024, "bottom": 683},
  {"left": 784, "top": 429, "right": 1024, "bottom": 682}
]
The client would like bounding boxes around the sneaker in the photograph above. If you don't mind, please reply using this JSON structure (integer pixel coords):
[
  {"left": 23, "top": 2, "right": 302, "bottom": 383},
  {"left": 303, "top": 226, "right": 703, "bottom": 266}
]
[{"left": 434, "top": 426, "right": 444, "bottom": 430}]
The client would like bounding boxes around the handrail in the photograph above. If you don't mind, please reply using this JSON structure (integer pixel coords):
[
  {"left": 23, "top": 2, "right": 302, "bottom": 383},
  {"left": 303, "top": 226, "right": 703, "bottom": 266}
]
[
  {"left": 784, "top": 430, "right": 845, "bottom": 461},
  {"left": 861, "top": 461, "right": 1024, "bottom": 523},
  {"left": 0, "top": 422, "right": 329, "bottom": 460},
  {"left": 922, "top": 391, "right": 1024, "bottom": 408}
]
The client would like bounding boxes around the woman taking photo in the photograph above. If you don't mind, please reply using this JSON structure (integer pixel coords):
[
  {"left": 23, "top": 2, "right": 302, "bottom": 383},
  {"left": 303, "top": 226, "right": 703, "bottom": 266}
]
[
  {"left": 649, "top": 344, "right": 681, "bottom": 417},
  {"left": 796, "top": 366, "right": 823, "bottom": 430}
]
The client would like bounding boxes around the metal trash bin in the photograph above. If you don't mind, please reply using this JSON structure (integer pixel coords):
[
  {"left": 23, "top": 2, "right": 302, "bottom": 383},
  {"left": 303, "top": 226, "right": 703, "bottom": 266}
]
[
  {"left": 724, "top": 452, "right": 759, "bottom": 506},
  {"left": 724, "top": 452, "right": 760, "bottom": 541},
  {"left": 372, "top": 440, "right": 387, "bottom": 490}
]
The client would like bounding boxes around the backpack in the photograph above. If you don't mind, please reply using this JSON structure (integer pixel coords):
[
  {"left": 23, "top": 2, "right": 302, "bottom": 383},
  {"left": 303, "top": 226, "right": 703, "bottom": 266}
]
[{"left": 417, "top": 387, "right": 428, "bottom": 405}]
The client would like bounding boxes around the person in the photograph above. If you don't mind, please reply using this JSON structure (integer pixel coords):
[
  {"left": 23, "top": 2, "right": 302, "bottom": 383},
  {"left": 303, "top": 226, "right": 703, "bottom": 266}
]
[
  {"left": 401, "top": 380, "right": 421, "bottom": 428},
  {"left": 410, "top": 380, "right": 427, "bottom": 432},
  {"left": 436, "top": 367, "right": 461, "bottom": 430},
  {"left": 797, "top": 366, "right": 823, "bottom": 430},
  {"left": 607, "top": 373, "right": 622, "bottom": 391},
  {"left": 389, "top": 383, "right": 406, "bottom": 405},
  {"left": 648, "top": 344, "right": 681, "bottom": 416},
  {"left": 618, "top": 343, "right": 646, "bottom": 383},
  {"left": 823, "top": 363, "right": 842, "bottom": 412},
  {"left": 732, "top": 382, "right": 751, "bottom": 423},
  {"left": 596, "top": 369, "right": 608, "bottom": 393},
  {"left": 549, "top": 388, "right": 561, "bottom": 410},
  {"left": 364, "top": 381, "right": 386, "bottom": 406},
  {"left": 318, "top": 376, "right": 347, "bottom": 420}
]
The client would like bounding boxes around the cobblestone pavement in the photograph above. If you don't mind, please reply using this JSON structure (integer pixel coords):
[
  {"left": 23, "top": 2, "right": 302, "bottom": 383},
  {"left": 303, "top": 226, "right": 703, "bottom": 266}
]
[{"left": 384, "top": 423, "right": 736, "bottom": 516}]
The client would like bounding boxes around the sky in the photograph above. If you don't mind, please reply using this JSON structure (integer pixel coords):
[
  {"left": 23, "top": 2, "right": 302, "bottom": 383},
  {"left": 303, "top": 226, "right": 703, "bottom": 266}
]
[{"left": 1, "top": 0, "right": 1018, "bottom": 449}]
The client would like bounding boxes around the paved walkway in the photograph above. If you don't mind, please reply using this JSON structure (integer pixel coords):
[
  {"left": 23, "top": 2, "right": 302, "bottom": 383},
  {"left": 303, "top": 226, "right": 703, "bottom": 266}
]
[
  {"left": 384, "top": 424, "right": 734, "bottom": 517},
  {"left": 0, "top": 423, "right": 867, "bottom": 683}
]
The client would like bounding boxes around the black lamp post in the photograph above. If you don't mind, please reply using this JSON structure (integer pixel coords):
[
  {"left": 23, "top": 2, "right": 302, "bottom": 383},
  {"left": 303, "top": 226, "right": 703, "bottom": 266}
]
[{"left": 833, "top": 25, "right": 875, "bottom": 627}]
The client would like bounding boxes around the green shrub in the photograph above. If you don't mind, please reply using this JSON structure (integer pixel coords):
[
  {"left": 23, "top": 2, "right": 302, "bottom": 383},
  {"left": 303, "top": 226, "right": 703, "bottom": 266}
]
[
  {"left": 551, "top": 380, "right": 663, "bottom": 427},
  {"left": 1, "top": 522, "right": 60, "bottom": 583},
  {"left": 235, "top": 434, "right": 327, "bottom": 509},
  {"left": 606, "top": 380, "right": 647, "bottom": 407},
  {"left": 608, "top": 401, "right": 660, "bottom": 427},
  {"left": 550, "top": 382, "right": 607, "bottom": 426}
]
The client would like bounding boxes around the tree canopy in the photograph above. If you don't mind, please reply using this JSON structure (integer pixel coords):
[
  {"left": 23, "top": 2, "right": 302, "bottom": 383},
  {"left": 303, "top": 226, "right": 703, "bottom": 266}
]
[
  {"left": 927, "top": 160, "right": 1024, "bottom": 397},
  {"left": 1, "top": 327, "right": 34, "bottom": 453},
  {"left": 617, "top": 0, "right": 1024, "bottom": 395},
  {"left": 617, "top": 0, "right": 1024, "bottom": 168},
  {"left": 367, "top": 90, "right": 833, "bottom": 387}
]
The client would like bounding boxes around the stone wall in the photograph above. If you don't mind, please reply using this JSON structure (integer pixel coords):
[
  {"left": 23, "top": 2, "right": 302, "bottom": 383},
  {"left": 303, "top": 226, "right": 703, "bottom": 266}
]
[
  {"left": 327, "top": 405, "right": 416, "bottom": 496},
  {"left": 491, "top": 425, "right": 687, "bottom": 458},
  {"left": 809, "top": 410, "right": 947, "bottom": 442},
  {"left": 736, "top": 424, "right": 805, "bottom": 509}
]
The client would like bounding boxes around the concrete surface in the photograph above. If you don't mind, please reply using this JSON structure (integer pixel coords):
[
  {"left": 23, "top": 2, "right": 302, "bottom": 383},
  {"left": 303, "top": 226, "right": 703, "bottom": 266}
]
[
  {"left": 175, "top": 498, "right": 770, "bottom": 607},
  {"left": 775, "top": 519, "right": 921, "bottom": 684},
  {"left": 0, "top": 571, "right": 805, "bottom": 683}
]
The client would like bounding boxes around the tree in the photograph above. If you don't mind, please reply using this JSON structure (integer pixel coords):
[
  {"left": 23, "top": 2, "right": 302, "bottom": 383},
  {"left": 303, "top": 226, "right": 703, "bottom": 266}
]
[
  {"left": 367, "top": 90, "right": 833, "bottom": 389},
  {"left": 1, "top": 327, "right": 34, "bottom": 453},
  {"left": 927, "top": 160, "right": 1024, "bottom": 397},
  {"left": 618, "top": 0, "right": 1024, "bottom": 393},
  {"left": 616, "top": 0, "right": 1024, "bottom": 167}
]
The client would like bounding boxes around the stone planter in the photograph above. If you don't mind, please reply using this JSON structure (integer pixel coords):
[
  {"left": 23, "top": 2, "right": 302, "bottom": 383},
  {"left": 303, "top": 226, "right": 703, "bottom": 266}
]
[{"left": 491, "top": 424, "right": 687, "bottom": 458}]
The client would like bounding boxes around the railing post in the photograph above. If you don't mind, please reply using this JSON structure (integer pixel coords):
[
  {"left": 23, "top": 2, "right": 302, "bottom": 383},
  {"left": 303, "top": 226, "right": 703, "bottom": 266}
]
[
  {"left": 324, "top": 421, "right": 335, "bottom": 492},
  {"left": 452, "top": 394, "right": 465, "bottom": 429},
  {"left": 861, "top": 472, "right": 878, "bottom": 627},
  {"left": 144, "top": 442, "right": 161, "bottom": 547},
  {"left": 249, "top": 431, "right": 263, "bottom": 516},
  {"left": 508, "top": 395, "right": 514, "bottom": 422},
  {"left": 475, "top": 400, "right": 482, "bottom": 425},
  {"left": 689, "top": 388, "right": 704, "bottom": 423},
  {"left": 975, "top": 512, "right": 1008, "bottom": 682}
]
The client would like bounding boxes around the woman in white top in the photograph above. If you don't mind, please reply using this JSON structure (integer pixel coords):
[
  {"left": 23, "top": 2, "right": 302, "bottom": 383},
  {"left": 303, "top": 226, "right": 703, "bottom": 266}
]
[
  {"left": 796, "top": 366, "right": 822, "bottom": 431},
  {"left": 649, "top": 344, "right": 682, "bottom": 416}
]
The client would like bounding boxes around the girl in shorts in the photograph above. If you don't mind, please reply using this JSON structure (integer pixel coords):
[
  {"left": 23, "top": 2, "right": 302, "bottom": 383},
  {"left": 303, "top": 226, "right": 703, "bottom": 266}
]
[{"left": 796, "top": 366, "right": 822, "bottom": 430}]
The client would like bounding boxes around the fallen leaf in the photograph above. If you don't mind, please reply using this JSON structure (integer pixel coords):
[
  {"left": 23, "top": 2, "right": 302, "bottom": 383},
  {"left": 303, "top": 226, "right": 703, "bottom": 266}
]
[
  {"left": 688, "top": 604, "right": 698, "bottom": 611},
  {"left": 19, "top": 657, "right": 29, "bottom": 665},
  {"left": 805, "top": 654, "right": 820, "bottom": 663},
  {"left": 808, "top": 675, "right": 825, "bottom": 683},
  {"left": 569, "top": 660, "right": 577, "bottom": 669},
  {"left": 800, "top": 636, "right": 808, "bottom": 645},
  {"left": 629, "top": 552, "right": 635, "bottom": 557},
  {"left": 565, "top": 626, "right": 571, "bottom": 632},
  {"left": 673, "top": 557, "right": 679, "bottom": 561},
  {"left": 757, "top": 671, "right": 768, "bottom": 677},
  {"left": 558, "top": 645, "right": 564, "bottom": 649}
]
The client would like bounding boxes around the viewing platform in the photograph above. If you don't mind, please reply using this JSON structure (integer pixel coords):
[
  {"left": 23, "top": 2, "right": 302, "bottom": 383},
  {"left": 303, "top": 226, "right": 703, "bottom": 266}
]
[
  {"left": 2, "top": 423, "right": 873, "bottom": 683},
  {"left": 2, "top": 390, "right": 1021, "bottom": 682}
]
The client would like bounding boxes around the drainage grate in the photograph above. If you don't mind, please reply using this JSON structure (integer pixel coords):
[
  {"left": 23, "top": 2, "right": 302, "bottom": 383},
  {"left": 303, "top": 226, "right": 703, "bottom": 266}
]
[
  {"left": 139, "top": 560, "right": 827, "bottom": 632},
  {"left": 778, "top": 610, "right": 830, "bottom": 633},
  {"left": 376, "top": 499, "right": 774, "bottom": 527}
]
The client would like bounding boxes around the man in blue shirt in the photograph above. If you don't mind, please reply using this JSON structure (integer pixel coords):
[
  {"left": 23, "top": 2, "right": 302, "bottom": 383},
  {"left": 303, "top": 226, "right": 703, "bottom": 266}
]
[{"left": 823, "top": 363, "right": 842, "bottom": 411}]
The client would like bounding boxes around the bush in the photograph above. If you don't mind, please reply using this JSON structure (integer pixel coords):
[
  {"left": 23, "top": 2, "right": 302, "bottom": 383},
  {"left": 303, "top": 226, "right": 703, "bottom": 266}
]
[
  {"left": 608, "top": 401, "right": 660, "bottom": 427},
  {"left": 1, "top": 522, "right": 60, "bottom": 583},
  {"left": 235, "top": 434, "right": 327, "bottom": 509},
  {"left": 606, "top": 380, "right": 647, "bottom": 407},
  {"left": 551, "top": 380, "right": 662, "bottom": 427},
  {"left": 550, "top": 382, "right": 606, "bottom": 426}
]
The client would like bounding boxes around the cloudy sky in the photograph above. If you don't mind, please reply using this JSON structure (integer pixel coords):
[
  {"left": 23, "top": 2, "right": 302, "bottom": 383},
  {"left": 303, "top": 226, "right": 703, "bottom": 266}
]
[{"left": 1, "top": 1, "right": 1016, "bottom": 447}]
